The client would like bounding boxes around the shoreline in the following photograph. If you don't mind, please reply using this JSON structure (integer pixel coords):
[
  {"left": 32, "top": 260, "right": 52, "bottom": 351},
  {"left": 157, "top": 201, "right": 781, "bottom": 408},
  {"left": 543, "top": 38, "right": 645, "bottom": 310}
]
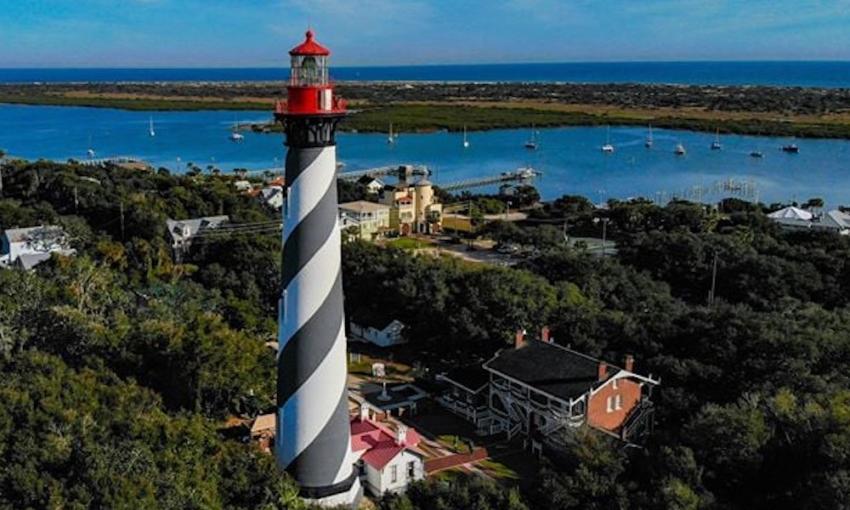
[{"left": 3, "top": 80, "right": 850, "bottom": 138}]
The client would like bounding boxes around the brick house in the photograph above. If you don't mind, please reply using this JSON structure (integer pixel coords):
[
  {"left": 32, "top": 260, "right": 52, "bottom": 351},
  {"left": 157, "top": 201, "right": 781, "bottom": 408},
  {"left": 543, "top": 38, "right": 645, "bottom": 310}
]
[{"left": 438, "top": 328, "right": 659, "bottom": 454}]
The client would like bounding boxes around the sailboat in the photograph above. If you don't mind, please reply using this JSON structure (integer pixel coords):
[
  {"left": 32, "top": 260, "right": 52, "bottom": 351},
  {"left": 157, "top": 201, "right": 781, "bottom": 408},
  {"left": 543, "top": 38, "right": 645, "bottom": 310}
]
[
  {"left": 86, "top": 134, "right": 95, "bottom": 159},
  {"left": 601, "top": 125, "right": 614, "bottom": 153},
  {"left": 229, "top": 116, "right": 244, "bottom": 142},
  {"left": 645, "top": 125, "right": 653, "bottom": 148},
  {"left": 387, "top": 123, "right": 396, "bottom": 144},
  {"left": 750, "top": 134, "right": 764, "bottom": 158},
  {"left": 462, "top": 125, "right": 470, "bottom": 148},
  {"left": 148, "top": 116, "right": 156, "bottom": 137},
  {"left": 711, "top": 128, "right": 722, "bottom": 150},
  {"left": 674, "top": 142, "right": 687, "bottom": 155},
  {"left": 524, "top": 124, "right": 538, "bottom": 150}
]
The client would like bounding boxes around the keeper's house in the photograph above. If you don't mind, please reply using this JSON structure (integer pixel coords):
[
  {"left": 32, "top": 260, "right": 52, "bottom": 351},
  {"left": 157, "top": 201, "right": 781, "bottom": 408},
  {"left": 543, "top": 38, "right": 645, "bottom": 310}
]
[{"left": 438, "top": 328, "right": 659, "bottom": 454}]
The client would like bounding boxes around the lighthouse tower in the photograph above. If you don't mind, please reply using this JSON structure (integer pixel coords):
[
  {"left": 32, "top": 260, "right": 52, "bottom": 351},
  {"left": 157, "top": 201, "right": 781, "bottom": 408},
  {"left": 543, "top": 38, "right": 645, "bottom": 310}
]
[{"left": 274, "top": 30, "right": 360, "bottom": 507}]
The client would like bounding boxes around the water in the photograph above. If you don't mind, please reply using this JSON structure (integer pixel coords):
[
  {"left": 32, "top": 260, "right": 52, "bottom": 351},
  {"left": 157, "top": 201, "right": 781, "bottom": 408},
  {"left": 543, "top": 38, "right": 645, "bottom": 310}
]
[
  {"left": 2, "top": 104, "right": 850, "bottom": 206},
  {"left": 3, "top": 62, "right": 850, "bottom": 88}
]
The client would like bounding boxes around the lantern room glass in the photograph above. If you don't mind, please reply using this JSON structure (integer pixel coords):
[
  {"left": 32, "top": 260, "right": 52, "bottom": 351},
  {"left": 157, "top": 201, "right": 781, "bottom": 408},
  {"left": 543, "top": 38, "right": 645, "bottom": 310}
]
[{"left": 290, "top": 55, "right": 328, "bottom": 86}]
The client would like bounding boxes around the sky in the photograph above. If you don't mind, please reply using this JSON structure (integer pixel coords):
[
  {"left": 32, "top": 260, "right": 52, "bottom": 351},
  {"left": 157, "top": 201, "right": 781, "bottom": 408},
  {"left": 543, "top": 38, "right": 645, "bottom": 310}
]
[{"left": 2, "top": 0, "right": 850, "bottom": 67}]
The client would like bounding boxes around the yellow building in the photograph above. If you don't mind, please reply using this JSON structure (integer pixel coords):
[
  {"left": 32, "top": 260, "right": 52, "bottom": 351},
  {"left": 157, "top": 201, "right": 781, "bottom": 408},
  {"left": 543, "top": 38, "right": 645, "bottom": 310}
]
[
  {"left": 339, "top": 201, "right": 391, "bottom": 241},
  {"left": 379, "top": 177, "right": 442, "bottom": 235}
]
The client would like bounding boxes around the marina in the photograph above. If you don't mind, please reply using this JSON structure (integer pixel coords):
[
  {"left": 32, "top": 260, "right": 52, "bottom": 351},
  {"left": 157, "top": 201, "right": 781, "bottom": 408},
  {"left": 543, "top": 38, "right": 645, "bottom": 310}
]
[{"left": 2, "top": 103, "right": 850, "bottom": 205}]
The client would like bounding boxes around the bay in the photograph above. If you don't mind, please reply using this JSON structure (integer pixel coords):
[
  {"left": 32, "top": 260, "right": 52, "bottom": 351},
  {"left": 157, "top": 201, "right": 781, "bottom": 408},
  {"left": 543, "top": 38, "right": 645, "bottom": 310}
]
[{"left": 2, "top": 104, "right": 850, "bottom": 207}]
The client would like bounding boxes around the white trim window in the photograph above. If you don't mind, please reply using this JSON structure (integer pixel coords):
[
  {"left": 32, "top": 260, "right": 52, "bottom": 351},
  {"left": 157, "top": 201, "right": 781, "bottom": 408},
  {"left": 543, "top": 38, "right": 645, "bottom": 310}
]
[
  {"left": 606, "top": 396, "right": 614, "bottom": 413},
  {"left": 390, "top": 464, "right": 398, "bottom": 483},
  {"left": 615, "top": 394, "right": 623, "bottom": 410}
]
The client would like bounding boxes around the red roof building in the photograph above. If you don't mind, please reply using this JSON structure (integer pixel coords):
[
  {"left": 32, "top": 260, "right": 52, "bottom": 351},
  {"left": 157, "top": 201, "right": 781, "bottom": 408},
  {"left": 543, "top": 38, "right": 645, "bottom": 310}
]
[{"left": 349, "top": 411, "right": 425, "bottom": 495}]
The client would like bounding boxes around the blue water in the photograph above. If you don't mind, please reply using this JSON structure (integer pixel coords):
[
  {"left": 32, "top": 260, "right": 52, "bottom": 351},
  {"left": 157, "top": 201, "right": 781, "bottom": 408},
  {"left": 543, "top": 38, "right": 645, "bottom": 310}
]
[
  {"left": 2, "top": 62, "right": 850, "bottom": 88},
  {"left": 2, "top": 104, "right": 850, "bottom": 206}
]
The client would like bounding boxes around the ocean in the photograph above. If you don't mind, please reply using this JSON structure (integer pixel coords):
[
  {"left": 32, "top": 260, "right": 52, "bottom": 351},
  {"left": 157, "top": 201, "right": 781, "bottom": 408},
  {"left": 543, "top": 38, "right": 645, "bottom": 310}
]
[{"left": 2, "top": 61, "right": 850, "bottom": 88}]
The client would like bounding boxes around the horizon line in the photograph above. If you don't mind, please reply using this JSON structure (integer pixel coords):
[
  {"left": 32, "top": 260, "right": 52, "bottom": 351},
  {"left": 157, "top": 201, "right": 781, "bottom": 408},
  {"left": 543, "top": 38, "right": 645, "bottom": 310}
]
[{"left": 3, "top": 59, "right": 850, "bottom": 71}]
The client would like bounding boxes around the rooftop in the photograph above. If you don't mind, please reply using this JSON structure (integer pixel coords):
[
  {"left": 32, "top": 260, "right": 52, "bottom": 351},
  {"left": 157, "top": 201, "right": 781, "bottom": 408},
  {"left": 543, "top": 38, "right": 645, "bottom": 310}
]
[
  {"left": 484, "top": 341, "right": 615, "bottom": 402},
  {"left": 289, "top": 29, "right": 330, "bottom": 56},
  {"left": 339, "top": 200, "right": 390, "bottom": 214},
  {"left": 250, "top": 413, "right": 276, "bottom": 435},
  {"left": 439, "top": 366, "right": 490, "bottom": 394},
  {"left": 165, "top": 215, "right": 229, "bottom": 240},
  {"left": 350, "top": 416, "right": 421, "bottom": 470},
  {"left": 3, "top": 225, "right": 66, "bottom": 244}
]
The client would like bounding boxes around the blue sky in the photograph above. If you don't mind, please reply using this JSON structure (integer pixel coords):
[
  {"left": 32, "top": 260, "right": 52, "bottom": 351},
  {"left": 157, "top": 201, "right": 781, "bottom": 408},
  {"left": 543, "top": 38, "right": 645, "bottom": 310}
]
[{"left": 2, "top": 0, "right": 850, "bottom": 67}]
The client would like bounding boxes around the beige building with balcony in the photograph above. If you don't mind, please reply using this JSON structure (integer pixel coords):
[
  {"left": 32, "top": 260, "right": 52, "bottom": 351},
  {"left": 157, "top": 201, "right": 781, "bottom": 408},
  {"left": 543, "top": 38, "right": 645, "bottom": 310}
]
[
  {"left": 339, "top": 200, "right": 391, "bottom": 241},
  {"left": 379, "top": 177, "right": 442, "bottom": 235}
]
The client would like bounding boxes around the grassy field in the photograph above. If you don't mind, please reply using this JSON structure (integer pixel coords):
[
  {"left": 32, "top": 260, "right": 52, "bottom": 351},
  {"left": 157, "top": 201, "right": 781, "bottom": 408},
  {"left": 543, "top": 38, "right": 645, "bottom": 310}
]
[
  {"left": 0, "top": 94, "right": 271, "bottom": 111},
  {"left": 4, "top": 91, "right": 850, "bottom": 138},
  {"left": 384, "top": 237, "right": 431, "bottom": 250}
]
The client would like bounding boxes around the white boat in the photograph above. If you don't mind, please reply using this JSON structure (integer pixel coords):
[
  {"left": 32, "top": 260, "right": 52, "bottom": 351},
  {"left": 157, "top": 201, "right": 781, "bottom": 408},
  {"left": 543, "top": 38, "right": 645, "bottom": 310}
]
[
  {"left": 711, "top": 129, "right": 722, "bottom": 150},
  {"left": 675, "top": 143, "right": 686, "bottom": 155},
  {"left": 524, "top": 124, "right": 538, "bottom": 150},
  {"left": 387, "top": 123, "right": 396, "bottom": 144},
  {"left": 601, "top": 125, "right": 614, "bottom": 153},
  {"left": 645, "top": 125, "right": 653, "bottom": 148},
  {"left": 462, "top": 125, "right": 470, "bottom": 148},
  {"left": 750, "top": 150, "right": 764, "bottom": 158},
  {"left": 87, "top": 148, "right": 95, "bottom": 159},
  {"left": 229, "top": 117, "right": 244, "bottom": 142},
  {"left": 148, "top": 116, "right": 156, "bottom": 137}
]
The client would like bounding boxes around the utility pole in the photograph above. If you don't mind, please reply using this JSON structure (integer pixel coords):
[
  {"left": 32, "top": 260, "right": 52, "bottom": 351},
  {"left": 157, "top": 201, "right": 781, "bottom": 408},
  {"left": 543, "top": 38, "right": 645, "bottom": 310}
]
[
  {"left": 120, "top": 201, "right": 125, "bottom": 242},
  {"left": 562, "top": 219, "right": 569, "bottom": 244},
  {"left": 594, "top": 217, "right": 610, "bottom": 257},
  {"left": 708, "top": 251, "right": 719, "bottom": 306}
]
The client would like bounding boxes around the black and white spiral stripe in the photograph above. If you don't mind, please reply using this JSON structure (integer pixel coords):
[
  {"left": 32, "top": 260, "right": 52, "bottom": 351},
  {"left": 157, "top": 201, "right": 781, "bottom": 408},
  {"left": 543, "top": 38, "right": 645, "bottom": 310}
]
[{"left": 276, "top": 145, "right": 355, "bottom": 491}]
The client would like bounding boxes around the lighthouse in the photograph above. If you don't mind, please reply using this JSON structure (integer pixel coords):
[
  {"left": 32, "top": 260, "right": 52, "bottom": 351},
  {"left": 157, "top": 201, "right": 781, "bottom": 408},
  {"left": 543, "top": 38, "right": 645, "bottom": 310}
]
[{"left": 274, "top": 30, "right": 360, "bottom": 507}]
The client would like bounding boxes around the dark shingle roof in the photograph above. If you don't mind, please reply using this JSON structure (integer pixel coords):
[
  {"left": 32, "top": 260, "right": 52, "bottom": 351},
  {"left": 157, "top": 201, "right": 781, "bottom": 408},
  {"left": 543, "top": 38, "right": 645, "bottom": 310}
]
[
  {"left": 440, "top": 366, "right": 489, "bottom": 393},
  {"left": 484, "top": 341, "right": 610, "bottom": 401}
]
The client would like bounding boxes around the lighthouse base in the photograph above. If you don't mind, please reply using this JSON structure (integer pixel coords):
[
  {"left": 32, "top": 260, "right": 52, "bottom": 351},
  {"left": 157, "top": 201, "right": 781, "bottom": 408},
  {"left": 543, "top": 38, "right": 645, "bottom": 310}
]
[{"left": 302, "top": 477, "right": 362, "bottom": 509}]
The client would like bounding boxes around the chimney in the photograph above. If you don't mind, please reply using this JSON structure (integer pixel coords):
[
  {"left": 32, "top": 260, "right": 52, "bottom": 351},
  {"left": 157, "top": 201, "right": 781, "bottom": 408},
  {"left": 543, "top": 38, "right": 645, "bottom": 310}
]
[
  {"left": 515, "top": 329, "right": 527, "bottom": 349},
  {"left": 624, "top": 355, "right": 634, "bottom": 372},
  {"left": 597, "top": 362, "right": 608, "bottom": 381},
  {"left": 359, "top": 405, "right": 370, "bottom": 422},
  {"left": 396, "top": 424, "right": 408, "bottom": 446},
  {"left": 541, "top": 326, "right": 551, "bottom": 343}
]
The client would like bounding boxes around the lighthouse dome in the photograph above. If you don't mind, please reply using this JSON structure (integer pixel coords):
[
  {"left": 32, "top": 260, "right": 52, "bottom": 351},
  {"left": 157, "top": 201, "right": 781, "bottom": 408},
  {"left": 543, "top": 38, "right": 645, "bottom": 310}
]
[{"left": 289, "top": 29, "right": 331, "bottom": 56}]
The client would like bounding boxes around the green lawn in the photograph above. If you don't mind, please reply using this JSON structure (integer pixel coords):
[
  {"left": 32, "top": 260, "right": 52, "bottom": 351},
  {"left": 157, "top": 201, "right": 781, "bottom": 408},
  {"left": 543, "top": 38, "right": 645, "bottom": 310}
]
[{"left": 386, "top": 237, "right": 429, "bottom": 250}]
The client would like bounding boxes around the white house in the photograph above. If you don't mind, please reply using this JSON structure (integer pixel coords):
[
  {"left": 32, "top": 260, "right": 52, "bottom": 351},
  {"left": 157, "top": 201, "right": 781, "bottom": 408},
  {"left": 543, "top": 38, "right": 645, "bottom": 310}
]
[
  {"left": 350, "top": 408, "right": 425, "bottom": 496},
  {"left": 768, "top": 206, "right": 850, "bottom": 234},
  {"left": 165, "top": 215, "right": 229, "bottom": 259},
  {"left": 767, "top": 206, "right": 815, "bottom": 230},
  {"left": 259, "top": 186, "right": 284, "bottom": 210},
  {"left": 0, "top": 225, "right": 75, "bottom": 270},
  {"left": 350, "top": 319, "right": 407, "bottom": 347},
  {"left": 234, "top": 180, "right": 253, "bottom": 192},
  {"left": 359, "top": 177, "right": 385, "bottom": 195},
  {"left": 246, "top": 407, "right": 426, "bottom": 496}
]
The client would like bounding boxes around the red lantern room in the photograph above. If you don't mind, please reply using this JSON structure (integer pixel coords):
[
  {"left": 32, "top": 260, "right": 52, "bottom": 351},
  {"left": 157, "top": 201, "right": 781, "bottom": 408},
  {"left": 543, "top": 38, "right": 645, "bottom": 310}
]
[{"left": 276, "top": 30, "right": 346, "bottom": 117}]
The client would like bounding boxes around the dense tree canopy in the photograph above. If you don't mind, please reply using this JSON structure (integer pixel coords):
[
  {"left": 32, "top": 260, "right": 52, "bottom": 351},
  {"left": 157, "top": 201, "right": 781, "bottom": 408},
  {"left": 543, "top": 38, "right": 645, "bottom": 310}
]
[{"left": 2, "top": 160, "right": 850, "bottom": 509}]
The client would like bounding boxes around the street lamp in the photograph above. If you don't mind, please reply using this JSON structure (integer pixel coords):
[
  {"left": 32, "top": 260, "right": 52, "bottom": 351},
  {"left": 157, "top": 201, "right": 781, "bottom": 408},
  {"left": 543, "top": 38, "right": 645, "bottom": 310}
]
[
  {"left": 593, "top": 217, "right": 611, "bottom": 256},
  {"left": 505, "top": 200, "right": 512, "bottom": 220}
]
